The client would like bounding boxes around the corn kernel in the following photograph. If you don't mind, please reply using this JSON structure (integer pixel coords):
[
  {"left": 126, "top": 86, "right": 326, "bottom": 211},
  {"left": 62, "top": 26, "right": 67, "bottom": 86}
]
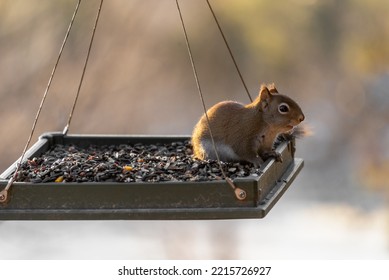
[
  {"left": 55, "top": 176, "right": 64, "bottom": 183},
  {"left": 123, "top": 165, "right": 133, "bottom": 172}
]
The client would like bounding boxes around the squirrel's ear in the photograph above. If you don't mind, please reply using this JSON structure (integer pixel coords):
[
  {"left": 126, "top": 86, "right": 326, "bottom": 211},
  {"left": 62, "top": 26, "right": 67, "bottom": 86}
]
[
  {"left": 268, "top": 83, "right": 278, "bottom": 94},
  {"left": 258, "top": 85, "right": 271, "bottom": 110}
]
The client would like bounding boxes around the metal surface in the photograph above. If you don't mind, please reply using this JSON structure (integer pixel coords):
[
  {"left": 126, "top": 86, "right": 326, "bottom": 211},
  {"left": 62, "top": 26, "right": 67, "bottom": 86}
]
[{"left": 0, "top": 133, "right": 303, "bottom": 220}]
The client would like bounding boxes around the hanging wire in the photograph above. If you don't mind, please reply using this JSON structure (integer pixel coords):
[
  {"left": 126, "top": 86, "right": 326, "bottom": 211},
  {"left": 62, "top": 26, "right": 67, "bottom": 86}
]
[
  {"left": 0, "top": 0, "right": 82, "bottom": 204},
  {"left": 175, "top": 0, "right": 246, "bottom": 200},
  {"left": 206, "top": 0, "right": 252, "bottom": 102},
  {"left": 63, "top": 0, "right": 104, "bottom": 135}
]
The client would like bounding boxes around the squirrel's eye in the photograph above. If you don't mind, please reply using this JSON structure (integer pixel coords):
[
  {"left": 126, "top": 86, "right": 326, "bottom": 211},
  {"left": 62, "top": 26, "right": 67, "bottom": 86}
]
[{"left": 278, "top": 103, "right": 290, "bottom": 114}]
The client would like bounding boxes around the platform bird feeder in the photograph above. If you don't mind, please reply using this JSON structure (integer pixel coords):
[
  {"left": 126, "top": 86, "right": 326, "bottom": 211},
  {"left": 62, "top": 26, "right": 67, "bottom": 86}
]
[{"left": 0, "top": 133, "right": 303, "bottom": 220}]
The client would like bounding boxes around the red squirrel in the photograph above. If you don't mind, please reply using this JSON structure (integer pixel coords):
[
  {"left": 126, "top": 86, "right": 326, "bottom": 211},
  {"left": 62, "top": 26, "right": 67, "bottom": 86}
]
[{"left": 191, "top": 84, "right": 305, "bottom": 166}]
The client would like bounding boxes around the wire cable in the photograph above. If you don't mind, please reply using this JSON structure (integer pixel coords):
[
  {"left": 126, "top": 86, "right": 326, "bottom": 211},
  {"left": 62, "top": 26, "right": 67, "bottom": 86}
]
[
  {"left": 206, "top": 0, "right": 252, "bottom": 102},
  {"left": 63, "top": 0, "right": 104, "bottom": 135},
  {"left": 0, "top": 0, "right": 82, "bottom": 203},
  {"left": 175, "top": 0, "right": 246, "bottom": 200}
]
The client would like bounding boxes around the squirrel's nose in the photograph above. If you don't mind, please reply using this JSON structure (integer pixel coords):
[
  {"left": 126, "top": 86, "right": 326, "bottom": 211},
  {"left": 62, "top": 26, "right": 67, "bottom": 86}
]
[{"left": 299, "top": 114, "right": 305, "bottom": 122}]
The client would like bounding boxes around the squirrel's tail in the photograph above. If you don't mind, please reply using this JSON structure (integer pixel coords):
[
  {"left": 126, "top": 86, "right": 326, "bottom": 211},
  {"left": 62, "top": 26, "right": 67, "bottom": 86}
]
[
  {"left": 291, "top": 123, "right": 313, "bottom": 138},
  {"left": 274, "top": 124, "right": 313, "bottom": 147}
]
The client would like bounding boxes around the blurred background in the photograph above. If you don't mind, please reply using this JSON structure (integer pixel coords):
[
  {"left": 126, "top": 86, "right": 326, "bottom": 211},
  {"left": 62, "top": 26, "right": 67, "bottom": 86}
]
[{"left": 0, "top": 0, "right": 388, "bottom": 259}]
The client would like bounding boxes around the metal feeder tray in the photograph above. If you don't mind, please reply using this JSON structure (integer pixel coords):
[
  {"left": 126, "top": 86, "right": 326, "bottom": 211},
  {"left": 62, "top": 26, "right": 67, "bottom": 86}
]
[{"left": 0, "top": 132, "right": 303, "bottom": 220}]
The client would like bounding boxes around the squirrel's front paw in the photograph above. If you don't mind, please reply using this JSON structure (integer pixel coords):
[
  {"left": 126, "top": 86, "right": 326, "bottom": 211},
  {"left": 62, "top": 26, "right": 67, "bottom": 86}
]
[{"left": 261, "top": 151, "right": 283, "bottom": 163}]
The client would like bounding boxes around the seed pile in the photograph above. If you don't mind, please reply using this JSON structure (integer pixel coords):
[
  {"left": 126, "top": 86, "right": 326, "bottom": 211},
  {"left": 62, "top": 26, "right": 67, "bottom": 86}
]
[{"left": 12, "top": 140, "right": 262, "bottom": 183}]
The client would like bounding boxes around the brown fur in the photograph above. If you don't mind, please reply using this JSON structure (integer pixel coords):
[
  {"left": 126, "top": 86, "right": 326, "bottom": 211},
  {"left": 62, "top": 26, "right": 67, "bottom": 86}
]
[{"left": 191, "top": 84, "right": 305, "bottom": 165}]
